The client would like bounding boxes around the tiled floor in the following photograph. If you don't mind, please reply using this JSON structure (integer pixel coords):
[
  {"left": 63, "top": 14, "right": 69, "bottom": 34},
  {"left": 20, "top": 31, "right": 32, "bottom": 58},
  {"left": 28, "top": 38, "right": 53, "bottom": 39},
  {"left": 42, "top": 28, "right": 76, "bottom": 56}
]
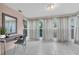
[{"left": 6, "top": 41, "right": 79, "bottom": 55}]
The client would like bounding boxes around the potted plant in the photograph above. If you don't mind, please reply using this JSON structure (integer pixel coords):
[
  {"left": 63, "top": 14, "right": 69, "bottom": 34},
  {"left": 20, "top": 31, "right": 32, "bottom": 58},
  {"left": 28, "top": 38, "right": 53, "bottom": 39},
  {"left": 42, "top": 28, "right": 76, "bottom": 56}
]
[{"left": 0, "top": 27, "right": 6, "bottom": 38}]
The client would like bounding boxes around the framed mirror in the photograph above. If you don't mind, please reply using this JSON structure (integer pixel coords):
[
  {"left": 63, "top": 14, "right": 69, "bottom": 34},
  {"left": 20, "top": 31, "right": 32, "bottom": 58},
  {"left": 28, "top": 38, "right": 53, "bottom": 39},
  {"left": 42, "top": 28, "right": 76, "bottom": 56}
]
[{"left": 2, "top": 13, "right": 17, "bottom": 34}]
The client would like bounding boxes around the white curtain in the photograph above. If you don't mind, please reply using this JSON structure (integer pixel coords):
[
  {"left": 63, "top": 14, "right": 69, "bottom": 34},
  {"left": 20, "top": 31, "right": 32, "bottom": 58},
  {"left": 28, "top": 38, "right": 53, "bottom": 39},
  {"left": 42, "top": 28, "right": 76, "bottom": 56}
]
[
  {"left": 29, "top": 20, "right": 37, "bottom": 40},
  {"left": 59, "top": 17, "right": 69, "bottom": 42},
  {"left": 43, "top": 19, "right": 53, "bottom": 41},
  {"left": 28, "top": 15, "right": 79, "bottom": 42},
  {"left": 75, "top": 16, "right": 79, "bottom": 43}
]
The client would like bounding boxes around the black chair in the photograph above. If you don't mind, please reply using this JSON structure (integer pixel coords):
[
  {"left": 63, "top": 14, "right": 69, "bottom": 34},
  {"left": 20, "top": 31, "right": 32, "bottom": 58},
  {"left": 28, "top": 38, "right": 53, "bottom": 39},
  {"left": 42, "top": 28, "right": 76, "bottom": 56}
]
[
  {"left": 15, "top": 35, "right": 26, "bottom": 45},
  {"left": 14, "top": 29, "right": 27, "bottom": 54}
]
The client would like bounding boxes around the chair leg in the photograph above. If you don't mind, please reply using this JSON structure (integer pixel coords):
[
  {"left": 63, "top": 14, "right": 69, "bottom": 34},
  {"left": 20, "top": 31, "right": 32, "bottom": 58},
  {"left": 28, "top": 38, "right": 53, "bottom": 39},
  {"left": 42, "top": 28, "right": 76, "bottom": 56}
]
[
  {"left": 22, "top": 41, "right": 26, "bottom": 51},
  {"left": 13, "top": 43, "right": 26, "bottom": 54}
]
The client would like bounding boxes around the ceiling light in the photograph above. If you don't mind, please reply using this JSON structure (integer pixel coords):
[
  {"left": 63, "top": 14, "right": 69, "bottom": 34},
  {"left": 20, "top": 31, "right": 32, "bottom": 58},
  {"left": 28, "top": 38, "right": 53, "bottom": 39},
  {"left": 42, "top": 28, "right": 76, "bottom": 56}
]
[{"left": 47, "top": 4, "right": 55, "bottom": 10}]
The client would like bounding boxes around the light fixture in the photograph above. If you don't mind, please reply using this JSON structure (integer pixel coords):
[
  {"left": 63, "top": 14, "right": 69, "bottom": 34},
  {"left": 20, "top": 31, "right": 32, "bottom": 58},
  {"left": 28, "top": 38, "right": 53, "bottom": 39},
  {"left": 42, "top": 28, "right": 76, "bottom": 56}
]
[{"left": 47, "top": 3, "right": 55, "bottom": 10}]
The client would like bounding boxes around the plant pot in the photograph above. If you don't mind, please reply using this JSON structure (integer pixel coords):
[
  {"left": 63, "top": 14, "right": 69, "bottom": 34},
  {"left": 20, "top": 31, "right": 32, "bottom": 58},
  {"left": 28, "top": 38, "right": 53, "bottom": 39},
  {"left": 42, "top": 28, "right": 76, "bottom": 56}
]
[{"left": 0, "top": 35, "right": 6, "bottom": 38}]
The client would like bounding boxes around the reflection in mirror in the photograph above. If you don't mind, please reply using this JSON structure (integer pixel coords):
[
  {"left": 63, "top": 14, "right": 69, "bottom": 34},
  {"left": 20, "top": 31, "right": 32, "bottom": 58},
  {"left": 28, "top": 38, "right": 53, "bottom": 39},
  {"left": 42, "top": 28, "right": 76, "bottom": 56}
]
[{"left": 2, "top": 13, "right": 17, "bottom": 34}]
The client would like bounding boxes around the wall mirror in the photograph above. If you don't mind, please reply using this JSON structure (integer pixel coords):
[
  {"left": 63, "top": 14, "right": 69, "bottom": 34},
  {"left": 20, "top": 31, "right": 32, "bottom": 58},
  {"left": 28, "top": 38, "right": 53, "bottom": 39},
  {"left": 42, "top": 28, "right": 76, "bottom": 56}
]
[{"left": 2, "top": 13, "right": 17, "bottom": 34}]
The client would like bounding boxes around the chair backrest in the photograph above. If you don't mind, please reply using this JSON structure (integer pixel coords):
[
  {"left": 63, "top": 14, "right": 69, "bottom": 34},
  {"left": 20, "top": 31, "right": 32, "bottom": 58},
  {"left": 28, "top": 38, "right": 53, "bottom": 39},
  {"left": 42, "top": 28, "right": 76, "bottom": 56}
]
[{"left": 22, "top": 29, "right": 27, "bottom": 43}]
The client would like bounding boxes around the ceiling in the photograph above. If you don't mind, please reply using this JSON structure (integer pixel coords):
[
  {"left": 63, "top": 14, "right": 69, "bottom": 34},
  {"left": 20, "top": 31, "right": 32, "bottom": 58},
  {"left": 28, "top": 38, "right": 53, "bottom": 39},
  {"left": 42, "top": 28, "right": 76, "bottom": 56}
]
[{"left": 5, "top": 3, "right": 79, "bottom": 18}]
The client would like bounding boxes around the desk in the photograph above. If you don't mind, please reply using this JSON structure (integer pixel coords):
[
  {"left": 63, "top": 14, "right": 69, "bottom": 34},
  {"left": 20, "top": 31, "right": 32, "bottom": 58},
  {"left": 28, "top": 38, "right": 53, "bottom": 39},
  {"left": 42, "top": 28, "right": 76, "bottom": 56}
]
[
  {"left": 0, "top": 38, "right": 6, "bottom": 55},
  {"left": 0, "top": 34, "right": 23, "bottom": 55}
]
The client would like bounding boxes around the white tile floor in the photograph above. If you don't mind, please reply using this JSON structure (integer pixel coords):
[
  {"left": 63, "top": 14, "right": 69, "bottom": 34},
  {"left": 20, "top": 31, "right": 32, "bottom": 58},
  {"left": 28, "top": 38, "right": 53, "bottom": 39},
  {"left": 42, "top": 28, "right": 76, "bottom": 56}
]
[{"left": 6, "top": 41, "right": 79, "bottom": 55}]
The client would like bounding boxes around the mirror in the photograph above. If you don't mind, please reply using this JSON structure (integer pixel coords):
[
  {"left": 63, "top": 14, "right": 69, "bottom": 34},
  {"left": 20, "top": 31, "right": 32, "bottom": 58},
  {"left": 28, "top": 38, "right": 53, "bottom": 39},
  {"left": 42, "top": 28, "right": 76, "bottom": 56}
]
[{"left": 2, "top": 13, "right": 17, "bottom": 34}]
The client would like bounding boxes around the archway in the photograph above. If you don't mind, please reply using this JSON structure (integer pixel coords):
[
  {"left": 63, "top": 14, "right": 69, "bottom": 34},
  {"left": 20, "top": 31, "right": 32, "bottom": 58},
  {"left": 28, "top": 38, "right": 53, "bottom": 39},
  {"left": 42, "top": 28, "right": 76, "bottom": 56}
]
[{"left": 37, "top": 19, "right": 44, "bottom": 40}]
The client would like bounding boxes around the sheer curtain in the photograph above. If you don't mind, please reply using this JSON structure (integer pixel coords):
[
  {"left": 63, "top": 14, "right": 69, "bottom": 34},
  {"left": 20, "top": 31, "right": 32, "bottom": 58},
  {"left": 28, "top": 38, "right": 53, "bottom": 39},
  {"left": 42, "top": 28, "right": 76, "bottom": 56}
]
[
  {"left": 29, "top": 20, "right": 39, "bottom": 40},
  {"left": 60, "top": 17, "right": 69, "bottom": 42},
  {"left": 74, "top": 15, "right": 79, "bottom": 43},
  {"left": 43, "top": 19, "right": 53, "bottom": 41},
  {"left": 28, "top": 14, "right": 79, "bottom": 42}
]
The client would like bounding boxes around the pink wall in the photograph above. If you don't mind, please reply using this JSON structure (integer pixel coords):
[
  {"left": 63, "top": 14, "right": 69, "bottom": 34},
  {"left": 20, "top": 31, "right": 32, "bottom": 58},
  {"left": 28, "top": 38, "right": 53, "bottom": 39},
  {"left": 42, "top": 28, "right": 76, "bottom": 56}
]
[{"left": 0, "top": 4, "right": 24, "bottom": 34}]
